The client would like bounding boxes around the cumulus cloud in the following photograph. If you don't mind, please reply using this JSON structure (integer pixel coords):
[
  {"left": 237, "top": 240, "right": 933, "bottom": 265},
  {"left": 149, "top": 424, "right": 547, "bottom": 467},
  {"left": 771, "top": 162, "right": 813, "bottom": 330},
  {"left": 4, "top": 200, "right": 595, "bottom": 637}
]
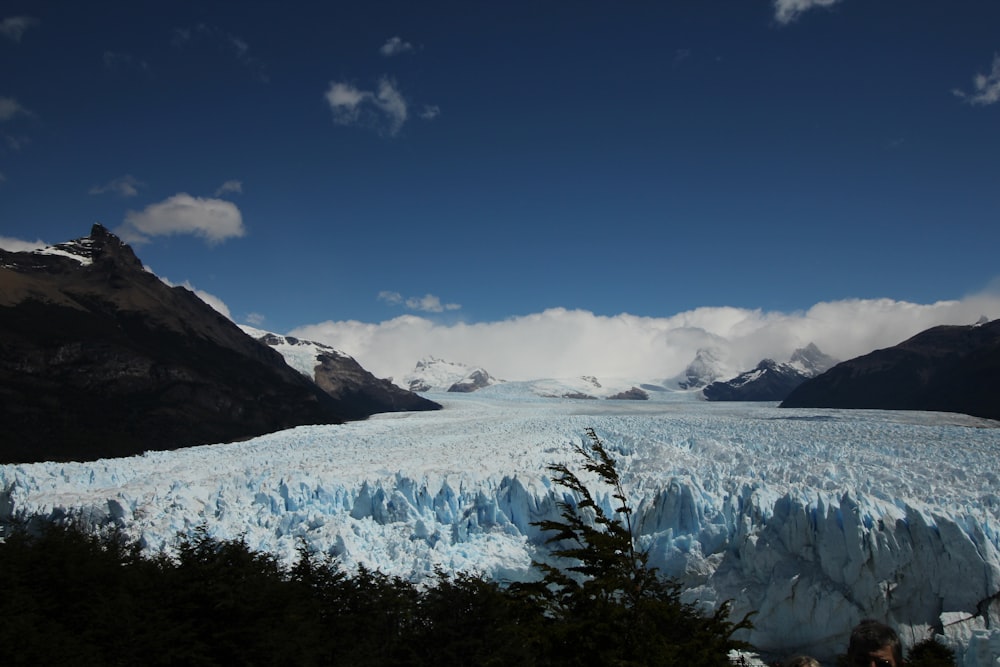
[
  {"left": 290, "top": 294, "right": 1000, "bottom": 385},
  {"left": 0, "top": 97, "right": 30, "bottom": 122},
  {"left": 214, "top": 179, "right": 243, "bottom": 196},
  {"left": 379, "top": 290, "right": 461, "bottom": 313},
  {"left": 953, "top": 54, "right": 1000, "bottom": 106},
  {"left": 117, "top": 193, "right": 245, "bottom": 245},
  {"left": 89, "top": 174, "right": 144, "bottom": 198},
  {"left": 773, "top": 0, "right": 842, "bottom": 25},
  {"left": 380, "top": 36, "right": 414, "bottom": 57},
  {"left": 0, "top": 16, "right": 38, "bottom": 43},
  {"left": 420, "top": 104, "right": 441, "bottom": 120},
  {"left": 324, "top": 78, "right": 408, "bottom": 136},
  {"left": 0, "top": 235, "right": 46, "bottom": 251}
]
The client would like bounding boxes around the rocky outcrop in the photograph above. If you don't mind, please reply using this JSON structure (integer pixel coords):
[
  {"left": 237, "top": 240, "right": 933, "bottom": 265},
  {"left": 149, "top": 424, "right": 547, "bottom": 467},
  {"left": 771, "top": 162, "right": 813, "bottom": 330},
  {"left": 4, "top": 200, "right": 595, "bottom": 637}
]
[
  {"left": 311, "top": 351, "right": 440, "bottom": 415},
  {"left": 1, "top": 225, "right": 345, "bottom": 463},
  {"left": 447, "top": 369, "right": 493, "bottom": 393},
  {"left": 607, "top": 387, "right": 649, "bottom": 400},
  {"left": 781, "top": 319, "right": 1000, "bottom": 420}
]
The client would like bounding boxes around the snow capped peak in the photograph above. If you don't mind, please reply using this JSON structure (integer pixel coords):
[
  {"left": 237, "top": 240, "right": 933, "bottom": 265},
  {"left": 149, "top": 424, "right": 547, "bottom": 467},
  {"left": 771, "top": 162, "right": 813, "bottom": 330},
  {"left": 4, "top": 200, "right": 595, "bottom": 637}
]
[
  {"left": 787, "top": 342, "right": 838, "bottom": 377},
  {"left": 668, "top": 347, "right": 735, "bottom": 390},
  {"left": 239, "top": 325, "right": 352, "bottom": 378},
  {"left": 402, "top": 357, "right": 500, "bottom": 393}
]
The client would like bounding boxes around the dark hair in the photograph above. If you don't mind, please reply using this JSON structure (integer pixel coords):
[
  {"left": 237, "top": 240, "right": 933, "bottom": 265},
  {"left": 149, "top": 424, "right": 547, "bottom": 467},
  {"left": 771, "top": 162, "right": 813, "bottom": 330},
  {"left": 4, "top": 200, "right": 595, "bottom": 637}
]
[{"left": 848, "top": 619, "right": 903, "bottom": 666}]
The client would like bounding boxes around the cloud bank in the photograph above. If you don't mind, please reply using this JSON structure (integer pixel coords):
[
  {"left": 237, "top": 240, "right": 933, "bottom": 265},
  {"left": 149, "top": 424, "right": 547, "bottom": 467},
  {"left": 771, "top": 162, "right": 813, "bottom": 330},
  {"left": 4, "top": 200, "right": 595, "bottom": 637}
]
[
  {"left": 290, "top": 293, "right": 1000, "bottom": 384},
  {"left": 117, "top": 193, "right": 245, "bottom": 245}
]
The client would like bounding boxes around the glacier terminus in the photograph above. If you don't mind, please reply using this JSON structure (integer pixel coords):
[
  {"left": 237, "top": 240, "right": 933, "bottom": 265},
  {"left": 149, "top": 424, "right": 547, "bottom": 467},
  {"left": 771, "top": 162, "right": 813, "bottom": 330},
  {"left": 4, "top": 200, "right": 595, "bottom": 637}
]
[{"left": 2, "top": 383, "right": 999, "bottom": 665}]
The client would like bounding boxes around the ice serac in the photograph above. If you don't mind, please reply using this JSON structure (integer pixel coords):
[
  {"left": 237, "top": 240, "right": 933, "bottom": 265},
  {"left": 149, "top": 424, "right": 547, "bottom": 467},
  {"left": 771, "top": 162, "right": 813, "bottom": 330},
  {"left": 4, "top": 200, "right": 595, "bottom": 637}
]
[{"left": 1, "top": 389, "right": 998, "bottom": 665}]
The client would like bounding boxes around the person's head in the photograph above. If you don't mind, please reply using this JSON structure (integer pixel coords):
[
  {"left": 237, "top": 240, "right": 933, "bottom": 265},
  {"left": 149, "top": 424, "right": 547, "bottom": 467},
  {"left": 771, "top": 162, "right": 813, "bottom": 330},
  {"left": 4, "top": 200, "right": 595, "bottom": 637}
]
[
  {"left": 847, "top": 619, "right": 903, "bottom": 667},
  {"left": 784, "top": 655, "right": 821, "bottom": 667}
]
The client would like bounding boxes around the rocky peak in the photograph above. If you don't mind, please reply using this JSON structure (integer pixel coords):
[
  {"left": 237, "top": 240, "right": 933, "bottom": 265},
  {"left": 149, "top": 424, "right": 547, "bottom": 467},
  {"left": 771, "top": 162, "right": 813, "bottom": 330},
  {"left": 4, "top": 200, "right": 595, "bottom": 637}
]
[{"left": 788, "top": 343, "right": 838, "bottom": 377}]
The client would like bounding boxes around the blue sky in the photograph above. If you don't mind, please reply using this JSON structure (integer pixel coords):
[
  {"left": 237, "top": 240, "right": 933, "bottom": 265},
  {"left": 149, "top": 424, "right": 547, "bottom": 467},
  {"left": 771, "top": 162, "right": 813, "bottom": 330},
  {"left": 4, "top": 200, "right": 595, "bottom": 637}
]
[{"left": 3, "top": 1, "right": 1000, "bottom": 378}]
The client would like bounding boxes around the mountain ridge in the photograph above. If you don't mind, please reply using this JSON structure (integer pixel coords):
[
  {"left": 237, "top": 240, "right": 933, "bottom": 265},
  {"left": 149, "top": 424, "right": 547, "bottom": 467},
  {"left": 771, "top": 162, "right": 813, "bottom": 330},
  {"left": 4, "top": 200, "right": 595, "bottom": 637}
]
[
  {"left": 781, "top": 319, "right": 1000, "bottom": 420},
  {"left": 0, "top": 225, "right": 424, "bottom": 463}
]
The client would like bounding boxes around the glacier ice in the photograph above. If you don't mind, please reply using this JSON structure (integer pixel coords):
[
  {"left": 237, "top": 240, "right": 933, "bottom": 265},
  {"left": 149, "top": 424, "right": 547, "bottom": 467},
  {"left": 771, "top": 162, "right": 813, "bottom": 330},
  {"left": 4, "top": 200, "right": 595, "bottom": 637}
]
[{"left": 1, "top": 384, "right": 998, "bottom": 665}]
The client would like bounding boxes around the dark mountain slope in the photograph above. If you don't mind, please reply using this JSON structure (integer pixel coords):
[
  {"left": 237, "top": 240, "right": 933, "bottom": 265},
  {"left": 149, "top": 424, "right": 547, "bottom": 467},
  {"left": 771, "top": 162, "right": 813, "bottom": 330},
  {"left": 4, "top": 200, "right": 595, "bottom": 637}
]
[
  {"left": 780, "top": 320, "right": 1000, "bottom": 420},
  {"left": 0, "top": 225, "right": 350, "bottom": 463},
  {"left": 703, "top": 359, "right": 808, "bottom": 401}
]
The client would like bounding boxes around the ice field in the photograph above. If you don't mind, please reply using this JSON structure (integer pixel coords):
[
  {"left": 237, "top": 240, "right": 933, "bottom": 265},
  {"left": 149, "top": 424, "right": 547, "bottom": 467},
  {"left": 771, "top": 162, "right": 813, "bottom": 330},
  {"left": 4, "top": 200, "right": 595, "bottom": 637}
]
[{"left": 2, "top": 383, "right": 999, "bottom": 664}]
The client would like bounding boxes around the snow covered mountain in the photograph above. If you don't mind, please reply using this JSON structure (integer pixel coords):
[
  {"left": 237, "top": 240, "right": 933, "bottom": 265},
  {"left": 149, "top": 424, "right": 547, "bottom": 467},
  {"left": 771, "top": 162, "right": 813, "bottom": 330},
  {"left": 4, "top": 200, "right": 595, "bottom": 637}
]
[
  {"left": 667, "top": 347, "right": 735, "bottom": 390},
  {"left": 402, "top": 357, "right": 501, "bottom": 393},
  {"left": 2, "top": 385, "right": 998, "bottom": 665},
  {"left": 702, "top": 343, "right": 838, "bottom": 402}
]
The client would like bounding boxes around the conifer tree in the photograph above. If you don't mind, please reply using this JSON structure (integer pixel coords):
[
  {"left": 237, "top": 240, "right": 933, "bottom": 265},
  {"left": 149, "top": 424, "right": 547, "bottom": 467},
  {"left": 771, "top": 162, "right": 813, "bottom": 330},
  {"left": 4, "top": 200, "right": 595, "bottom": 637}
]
[{"left": 528, "top": 428, "right": 751, "bottom": 666}]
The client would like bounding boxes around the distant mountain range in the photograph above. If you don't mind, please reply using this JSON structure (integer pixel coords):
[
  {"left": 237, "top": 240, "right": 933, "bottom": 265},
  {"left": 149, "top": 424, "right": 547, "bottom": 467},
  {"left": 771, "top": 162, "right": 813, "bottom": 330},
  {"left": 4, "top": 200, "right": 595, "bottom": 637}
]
[
  {"left": 0, "top": 225, "right": 437, "bottom": 464},
  {"left": 702, "top": 343, "right": 838, "bottom": 402},
  {"left": 781, "top": 319, "right": 1000, "bottom": 420}
]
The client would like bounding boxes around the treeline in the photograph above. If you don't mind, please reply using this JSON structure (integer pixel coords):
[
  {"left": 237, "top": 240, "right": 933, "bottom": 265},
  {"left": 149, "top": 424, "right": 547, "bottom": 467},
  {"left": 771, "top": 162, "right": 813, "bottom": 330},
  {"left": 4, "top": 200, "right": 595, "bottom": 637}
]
[{"left": 1, "top": 430, "right": 753, "bottom": 666}]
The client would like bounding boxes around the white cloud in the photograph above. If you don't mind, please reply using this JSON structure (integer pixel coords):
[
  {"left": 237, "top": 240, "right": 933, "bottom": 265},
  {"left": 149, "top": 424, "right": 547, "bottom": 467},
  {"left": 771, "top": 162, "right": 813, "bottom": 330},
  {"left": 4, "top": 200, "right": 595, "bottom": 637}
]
[
  {"left": 290, "top": 294, "right": 1000, "bottom": 385},
  {"left": 0, "top": 16, "right": 38, "bottom": 43},
  {"left": 378, "top": 290, "right": 404, "bottom": 306},
  {"left": 380, "top": 36, "right": 414, "bottom": 57},
  {"left": 244, "top": 312, "right": 266, "bottom": 326},
  {"left": 0, "top": 235, "right": 46, "bottom": 251},
  {"left": 420, "top": 104, "right": 441, "bottom": 120},
  {"left": 953, "top": 54, "right": 1000, "bottom": 106},
  {"left": 0, "top": 97, "right": 30, "bottom": 122},
  {"left": 324, "top": 78, "right": 408, "bottom": 136},
  {"left": 118, "top": 193, "right": 246, "bottom": 245},
  {"left": 214, "top": 179, "right": 243, "bottom": 196},
  {"left": 774, "top": 0, "right": 842, "bottom": 25},
  {"left": 379, "top": 290, "right": 461, "bottom": 313},
  {"left": 89, "top": 174, "right": 144, "bottom": 198}
]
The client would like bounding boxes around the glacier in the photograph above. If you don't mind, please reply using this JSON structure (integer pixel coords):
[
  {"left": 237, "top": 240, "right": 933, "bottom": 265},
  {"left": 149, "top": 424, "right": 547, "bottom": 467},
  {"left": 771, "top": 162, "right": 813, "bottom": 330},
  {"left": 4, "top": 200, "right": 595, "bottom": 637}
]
[{"left": 1, "top": 383, "right": 999, "bottom": 665}]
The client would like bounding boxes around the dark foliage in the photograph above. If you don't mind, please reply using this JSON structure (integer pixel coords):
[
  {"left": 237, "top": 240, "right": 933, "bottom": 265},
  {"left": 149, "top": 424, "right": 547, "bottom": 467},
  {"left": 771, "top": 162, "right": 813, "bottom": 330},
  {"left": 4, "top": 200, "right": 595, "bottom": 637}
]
[
  {"left": 908, "top": 637, "right": 957, "bottom": 667},
  {"left": 0, "top": 431, "right": 754, "bottom": 665}
]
